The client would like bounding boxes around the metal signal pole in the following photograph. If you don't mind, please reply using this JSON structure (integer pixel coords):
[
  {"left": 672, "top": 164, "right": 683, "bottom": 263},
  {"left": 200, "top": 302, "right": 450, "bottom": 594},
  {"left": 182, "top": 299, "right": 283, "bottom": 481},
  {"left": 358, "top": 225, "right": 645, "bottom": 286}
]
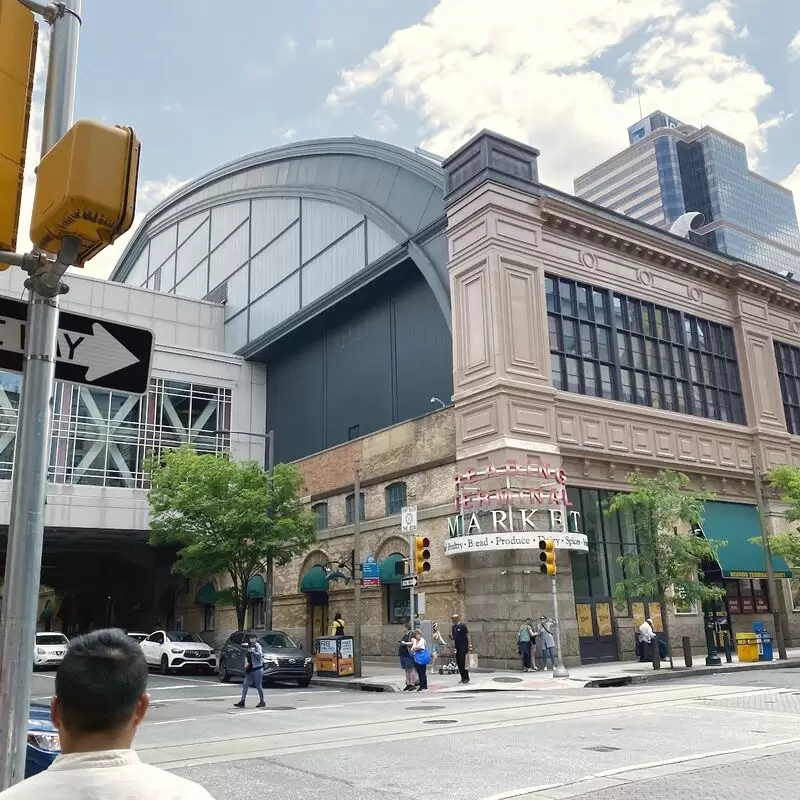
[
  {"left": 0, "top": 1, "right": 82, "bottom": 789},
  {"left": 352, "top": 463, "right": 362, "bottom": 677}
]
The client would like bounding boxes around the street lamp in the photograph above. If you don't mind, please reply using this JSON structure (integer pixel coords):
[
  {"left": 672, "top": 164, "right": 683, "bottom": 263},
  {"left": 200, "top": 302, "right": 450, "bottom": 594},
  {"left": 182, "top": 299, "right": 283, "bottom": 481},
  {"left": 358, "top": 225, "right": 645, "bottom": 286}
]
[{"left": 430, "top": 397, "right": 446, "bottom": 409}]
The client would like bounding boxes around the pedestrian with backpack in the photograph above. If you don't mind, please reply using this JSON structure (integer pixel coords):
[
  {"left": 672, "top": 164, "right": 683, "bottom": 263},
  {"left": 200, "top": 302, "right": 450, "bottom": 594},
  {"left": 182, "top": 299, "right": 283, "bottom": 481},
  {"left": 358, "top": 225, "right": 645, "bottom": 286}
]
[{"left": 409, "top": 628, "right": 430, "bottom": 692}]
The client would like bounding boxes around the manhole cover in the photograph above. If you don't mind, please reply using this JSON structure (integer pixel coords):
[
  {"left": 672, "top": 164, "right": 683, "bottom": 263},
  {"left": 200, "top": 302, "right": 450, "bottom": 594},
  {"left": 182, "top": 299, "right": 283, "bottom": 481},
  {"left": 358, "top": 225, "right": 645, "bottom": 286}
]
[
  {"left": 263, "top": 706, "right": 295, "bottom": 711},
  {"left": 407, "top": 705, "right": 446, "bottom": 711},
  {"left": 423, "top": 719, "right": 458, "bottom": 725},
  {"left": 197, "top": 697, "right": 231, "bottom": 702},
  {"left": 492, "top": 677, "right": 524, "bottom": 683},
  {"left": 584, "top": 745, "right": 621, "bottom": 753}
]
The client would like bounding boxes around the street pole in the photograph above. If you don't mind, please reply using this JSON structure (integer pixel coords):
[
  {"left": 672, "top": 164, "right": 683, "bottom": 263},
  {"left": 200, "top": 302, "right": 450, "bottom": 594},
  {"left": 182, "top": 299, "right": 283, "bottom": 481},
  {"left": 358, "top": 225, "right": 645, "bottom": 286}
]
[
  {"left": 751, "top": 452, "right": 788, "bottom": 660},
  {"left": 407, "top": 492, "right": 417, "bottom": 631},
  {"left": 550, "top": 573, "right": 569, "bottom": 678},
  {"left": 352, "top": 464, "right": 362, "bottom": 678},
  {"left": 0, "top": 1, "right": 82, "bottom": 789}
]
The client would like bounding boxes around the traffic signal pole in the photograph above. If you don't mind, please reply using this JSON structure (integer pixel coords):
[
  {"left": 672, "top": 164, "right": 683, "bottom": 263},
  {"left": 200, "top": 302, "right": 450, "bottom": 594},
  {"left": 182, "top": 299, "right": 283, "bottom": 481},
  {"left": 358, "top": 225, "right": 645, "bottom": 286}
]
[
  {"left": 352, "top": 464, "right": 362, "bottom": 678},
  {"left": 0, "top": 0, "right": 82, "bottom": 789}
]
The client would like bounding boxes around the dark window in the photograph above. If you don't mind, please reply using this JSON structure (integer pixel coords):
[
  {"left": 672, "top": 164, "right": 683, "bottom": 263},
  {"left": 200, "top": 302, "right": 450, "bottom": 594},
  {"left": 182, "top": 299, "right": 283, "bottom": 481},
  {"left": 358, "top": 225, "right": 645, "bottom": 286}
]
[
  {"left": 546, "top": 275, "right": 746, "bottom": 425},
  {"left": 775, "top": 341, "right": 800, "bottom": 435},
  {"left": 568, "top": 488, "right": 640, "bottom": 601},
  {"left": 724, "top": 579, "right": 769, "bottom": 614},
  {"left": 311, "top": 502, "right": 328, "bottom": 531},
  {"left": 385, "top": 482, "right": 407, "bottom": 516},
  {"left": 345, "top": 492, "right": 365, "bottom": 524}
]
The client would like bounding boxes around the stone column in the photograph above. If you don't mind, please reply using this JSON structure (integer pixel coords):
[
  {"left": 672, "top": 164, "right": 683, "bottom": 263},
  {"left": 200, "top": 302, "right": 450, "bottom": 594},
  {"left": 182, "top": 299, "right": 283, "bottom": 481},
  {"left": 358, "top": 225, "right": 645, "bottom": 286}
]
[{"left": 442, "top": 131, "right": 578, "bottom": 666}]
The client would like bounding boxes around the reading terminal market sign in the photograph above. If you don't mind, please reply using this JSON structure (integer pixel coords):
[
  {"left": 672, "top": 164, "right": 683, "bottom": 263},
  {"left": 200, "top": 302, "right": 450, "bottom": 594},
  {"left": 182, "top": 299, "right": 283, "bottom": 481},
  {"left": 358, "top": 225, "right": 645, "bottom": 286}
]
[{"left": 444, "top": 459, "right": 589, "bottom": 556}]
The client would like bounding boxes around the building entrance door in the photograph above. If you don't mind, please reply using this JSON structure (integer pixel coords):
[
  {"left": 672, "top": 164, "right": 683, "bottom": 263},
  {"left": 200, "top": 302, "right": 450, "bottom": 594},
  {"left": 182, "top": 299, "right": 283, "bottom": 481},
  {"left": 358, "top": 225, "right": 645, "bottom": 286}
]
[
  {"left": 309, "top": 593, "right": 328, "bottom": 652},
  {"left": 574, "top": 599, "right": 617, "bottom": 664}
]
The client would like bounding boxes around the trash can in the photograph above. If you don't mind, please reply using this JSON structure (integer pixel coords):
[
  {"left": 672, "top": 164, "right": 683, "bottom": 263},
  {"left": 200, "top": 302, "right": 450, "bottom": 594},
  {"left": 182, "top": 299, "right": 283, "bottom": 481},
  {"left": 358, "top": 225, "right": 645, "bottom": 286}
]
[
  {"left": 759, "top": 633, "right": 774, "bottom": 662},
  {"left": 736, "top": 632, "right": 759, "bottom": 663}
]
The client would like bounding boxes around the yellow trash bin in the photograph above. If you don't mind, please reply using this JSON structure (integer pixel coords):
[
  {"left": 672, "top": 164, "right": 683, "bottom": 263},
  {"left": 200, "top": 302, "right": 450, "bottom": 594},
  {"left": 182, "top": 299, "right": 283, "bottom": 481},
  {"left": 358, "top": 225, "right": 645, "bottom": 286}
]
[{"left": 736, "top": 633, "right": 759, "bottom": 663}]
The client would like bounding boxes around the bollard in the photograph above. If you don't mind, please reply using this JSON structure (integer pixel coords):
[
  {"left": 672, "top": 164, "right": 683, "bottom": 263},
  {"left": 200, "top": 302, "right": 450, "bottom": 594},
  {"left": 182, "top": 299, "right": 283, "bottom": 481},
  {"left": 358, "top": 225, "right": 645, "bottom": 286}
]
[
  {"left": 651, "top": 637, "right": 660, "bottom": 670},
  {"left": 723, "top": 632, "right": 732, "bottom": 663},
  {"left": 682, "top": 636, "right": 692, "bottom": 667}
]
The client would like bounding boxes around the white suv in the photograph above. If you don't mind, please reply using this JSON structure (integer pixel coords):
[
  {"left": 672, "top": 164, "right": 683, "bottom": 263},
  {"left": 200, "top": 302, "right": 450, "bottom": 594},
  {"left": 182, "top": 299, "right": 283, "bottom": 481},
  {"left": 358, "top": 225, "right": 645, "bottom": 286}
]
[
  {"left": 140, "top": 630, "right": 216, "bottom": 675},
  {"left": 33, "top": 633, "right": 69, "bottom": 670}
]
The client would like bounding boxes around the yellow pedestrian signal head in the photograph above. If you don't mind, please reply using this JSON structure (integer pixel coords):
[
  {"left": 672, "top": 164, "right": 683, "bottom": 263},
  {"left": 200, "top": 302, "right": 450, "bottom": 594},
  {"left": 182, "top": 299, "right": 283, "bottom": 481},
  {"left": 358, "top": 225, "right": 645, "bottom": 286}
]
[
  {"left": 0, "top": 0, "right": 37, "bottom": 267},
  {"left": 414, "top": 536, "right": 431, "bottom": 573},
  {"left": 539, "top": 539, "right": 556, "bottom": 575},
  {"left": 30, "top": 120, "right": 141, "bottom": 266}
]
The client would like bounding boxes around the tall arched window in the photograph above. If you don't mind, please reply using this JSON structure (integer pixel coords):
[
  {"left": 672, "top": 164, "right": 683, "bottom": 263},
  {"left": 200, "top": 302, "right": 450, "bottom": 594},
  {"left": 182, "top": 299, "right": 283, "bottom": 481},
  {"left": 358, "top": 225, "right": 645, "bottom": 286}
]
[
  {"left": 312, "top": 502, "right": 328, "bottom": 530},
  {"left": 384, "top": 482, "right": 407, "bottom": 516},
  {"left": 345, "top": 492, "right": 365, "bottom": 524}
]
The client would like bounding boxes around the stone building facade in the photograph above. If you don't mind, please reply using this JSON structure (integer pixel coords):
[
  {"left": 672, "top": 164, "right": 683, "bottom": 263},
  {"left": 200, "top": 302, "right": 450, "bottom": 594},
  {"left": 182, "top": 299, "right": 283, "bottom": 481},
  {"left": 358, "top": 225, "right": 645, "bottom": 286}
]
[{"left": 269, "top": 131, "right": 800, "bottom": 667}]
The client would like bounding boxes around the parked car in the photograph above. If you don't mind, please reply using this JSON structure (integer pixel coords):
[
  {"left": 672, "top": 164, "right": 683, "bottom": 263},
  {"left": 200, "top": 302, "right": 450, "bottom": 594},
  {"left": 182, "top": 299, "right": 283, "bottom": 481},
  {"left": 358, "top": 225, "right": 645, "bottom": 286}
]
[
  {"left": 26, "top": 703, "right": 60, "bottom": 777},
  {"left": 140, "top": 630, "right": 216, "bottom": 675},
  {"left": 33, "top": 632, "right": 69, "bottom": 670},
  {"left": 218, "top": 630, "right": 313, "bottom": 687}
]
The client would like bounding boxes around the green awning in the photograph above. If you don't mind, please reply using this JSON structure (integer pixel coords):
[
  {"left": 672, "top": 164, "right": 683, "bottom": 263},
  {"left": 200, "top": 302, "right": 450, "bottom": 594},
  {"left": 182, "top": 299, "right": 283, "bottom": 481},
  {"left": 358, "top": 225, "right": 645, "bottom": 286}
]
[
  {"left": 194, "top": 582, "right": 217, "bottom": 605},
  {"left": 702, "top": 501, "right": 792, "bottom": 579},
  {"left": 380, "top": 553, "right": 406, "bottom": 585},
  {"left": 300, "top": 565, "right": 329, "bottom": 593},
  {"left": 247, "top": 575, "right": 266, "bottom": 599}
]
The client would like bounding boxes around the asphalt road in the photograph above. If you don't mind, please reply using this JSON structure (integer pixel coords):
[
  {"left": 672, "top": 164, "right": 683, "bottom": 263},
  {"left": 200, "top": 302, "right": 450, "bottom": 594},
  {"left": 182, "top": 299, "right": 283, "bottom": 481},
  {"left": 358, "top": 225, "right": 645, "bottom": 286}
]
[{"left": 30, "top": 667, "right": 800, "bottom": 799}]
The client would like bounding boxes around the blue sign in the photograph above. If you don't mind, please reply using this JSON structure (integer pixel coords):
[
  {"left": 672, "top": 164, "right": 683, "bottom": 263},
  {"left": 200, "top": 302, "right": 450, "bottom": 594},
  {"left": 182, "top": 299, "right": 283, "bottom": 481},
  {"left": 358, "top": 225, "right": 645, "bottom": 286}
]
[{"left": 362, "top": 561, "right": 380, "bottom": 587}]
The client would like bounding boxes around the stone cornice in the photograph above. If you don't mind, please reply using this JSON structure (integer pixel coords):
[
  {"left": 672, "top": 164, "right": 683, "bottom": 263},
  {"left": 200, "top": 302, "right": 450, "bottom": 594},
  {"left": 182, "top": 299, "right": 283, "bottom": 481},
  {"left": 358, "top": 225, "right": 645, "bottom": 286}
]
[{"left": 540, "top": 196, "right": 800, "bottom": 313}]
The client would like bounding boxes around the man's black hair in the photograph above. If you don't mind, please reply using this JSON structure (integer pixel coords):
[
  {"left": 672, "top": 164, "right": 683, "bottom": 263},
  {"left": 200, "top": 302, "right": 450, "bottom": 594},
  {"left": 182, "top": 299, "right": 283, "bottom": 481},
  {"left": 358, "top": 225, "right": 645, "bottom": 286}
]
[{"left": 55, "top": 628, "right": 148, "bottom": 733}]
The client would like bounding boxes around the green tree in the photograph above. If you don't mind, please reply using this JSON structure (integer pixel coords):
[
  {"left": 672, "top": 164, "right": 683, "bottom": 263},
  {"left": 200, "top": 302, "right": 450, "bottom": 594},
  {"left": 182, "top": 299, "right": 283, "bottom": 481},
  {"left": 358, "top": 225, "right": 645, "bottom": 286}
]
[
  {"left": 760, "top": 465, "right": 800, "bottom": 566},
  {"left": 605, "top": 470, "right": 726, "bottom": 659},
  {"left": 147, "top": 446, "right": 316, "bottom": 631}
]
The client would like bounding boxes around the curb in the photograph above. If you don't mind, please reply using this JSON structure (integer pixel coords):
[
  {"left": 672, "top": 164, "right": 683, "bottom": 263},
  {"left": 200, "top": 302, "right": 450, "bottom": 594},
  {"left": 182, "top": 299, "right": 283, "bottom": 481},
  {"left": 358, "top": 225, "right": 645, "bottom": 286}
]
[
  {"left": 310, "top": 676, "right": 401, "bottom": 692},
  {"left": 583, "top": 657, "right": 800, "bottom": 688}
]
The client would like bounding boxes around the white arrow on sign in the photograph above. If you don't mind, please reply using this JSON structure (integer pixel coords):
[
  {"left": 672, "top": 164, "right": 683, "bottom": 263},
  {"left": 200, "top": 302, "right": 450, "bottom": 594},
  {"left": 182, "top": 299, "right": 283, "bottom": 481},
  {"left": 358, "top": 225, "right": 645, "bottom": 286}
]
[{"left": 0, "top": 317, "right": 139, "bottom": 381}]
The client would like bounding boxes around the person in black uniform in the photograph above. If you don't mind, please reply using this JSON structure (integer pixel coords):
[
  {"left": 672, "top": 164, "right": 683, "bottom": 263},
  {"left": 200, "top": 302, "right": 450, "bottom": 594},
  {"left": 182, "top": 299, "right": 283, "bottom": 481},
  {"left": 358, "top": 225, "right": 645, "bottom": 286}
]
[{"left": 450, "top": 613, "right": 472, "bottom": 684}]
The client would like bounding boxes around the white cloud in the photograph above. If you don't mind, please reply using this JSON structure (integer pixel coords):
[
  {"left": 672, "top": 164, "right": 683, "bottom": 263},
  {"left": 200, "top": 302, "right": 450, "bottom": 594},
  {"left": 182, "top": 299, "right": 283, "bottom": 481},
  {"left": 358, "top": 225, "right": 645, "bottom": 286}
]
[
  {"left": 272, "top": 127, "right": 297, "bottom": 141},
  {"left": 328, "top": 0, "right": 779, "bottom": 190},
  {"left": 161, "top": 101, "right": 183, "bottom": 113},
  {"left": 315, "top": 38, "right": 334, "bottom": 49},
  {"left": 789, "top": 30, "right": 800, "bottom": 61}
]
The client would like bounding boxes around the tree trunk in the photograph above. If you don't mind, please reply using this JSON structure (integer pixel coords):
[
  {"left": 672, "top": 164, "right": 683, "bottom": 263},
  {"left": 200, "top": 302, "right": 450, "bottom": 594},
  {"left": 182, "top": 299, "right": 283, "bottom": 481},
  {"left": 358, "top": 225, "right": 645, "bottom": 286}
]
[
  {"left": 265, "top": 556, "right": 274, "bottom": 630},
  {"left": 236, "top": 601, "right": 247, "bottom": 631},
  {"left": 657, "top": 583, "right": 675, "bottom": 669}
]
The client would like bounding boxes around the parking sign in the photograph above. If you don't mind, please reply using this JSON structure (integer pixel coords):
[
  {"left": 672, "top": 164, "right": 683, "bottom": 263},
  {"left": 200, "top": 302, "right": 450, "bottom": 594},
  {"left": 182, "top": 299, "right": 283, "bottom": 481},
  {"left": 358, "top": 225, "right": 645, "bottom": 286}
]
[{"left": 401, "top": 505, "right": 418, "bottom": 533}]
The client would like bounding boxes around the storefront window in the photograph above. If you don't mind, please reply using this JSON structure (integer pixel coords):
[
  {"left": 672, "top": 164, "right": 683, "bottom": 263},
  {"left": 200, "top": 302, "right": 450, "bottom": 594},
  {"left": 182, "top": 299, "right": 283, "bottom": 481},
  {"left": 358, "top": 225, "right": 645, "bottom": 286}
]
[
  {"left": 725, "top": 578, "right": 769, "bottom": 614},
  {"left": 386, "top": 584, "right": 410, "bottom": 624}
]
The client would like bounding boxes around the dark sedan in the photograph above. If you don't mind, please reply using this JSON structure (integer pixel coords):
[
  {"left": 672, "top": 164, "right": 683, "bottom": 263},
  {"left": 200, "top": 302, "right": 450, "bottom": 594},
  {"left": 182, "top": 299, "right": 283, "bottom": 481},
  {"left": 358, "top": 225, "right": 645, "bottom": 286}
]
[
  {"left": 27, "top": 704, "right": 60, "bottom": 777},
  {"left": 218, "top": 630, "right": 313, "bottom": 687}
]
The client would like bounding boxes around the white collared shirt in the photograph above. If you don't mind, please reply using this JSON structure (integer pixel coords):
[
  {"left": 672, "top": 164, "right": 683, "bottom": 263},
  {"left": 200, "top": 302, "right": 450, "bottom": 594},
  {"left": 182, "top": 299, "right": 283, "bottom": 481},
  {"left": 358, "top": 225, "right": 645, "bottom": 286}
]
[{"left": 0, "top": 749, "right": 215, "bottom": 799}]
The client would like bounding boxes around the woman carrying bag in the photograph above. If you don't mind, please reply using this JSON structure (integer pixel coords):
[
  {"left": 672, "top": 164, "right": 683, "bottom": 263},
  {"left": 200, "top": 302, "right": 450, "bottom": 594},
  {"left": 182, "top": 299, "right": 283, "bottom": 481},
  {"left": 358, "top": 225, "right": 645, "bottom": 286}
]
[
  {"left": 409, "top": 628, "right": 431, "bottom": 692},
  {"left": 517, "top": 618, "right": 538, "bottom": 672}
]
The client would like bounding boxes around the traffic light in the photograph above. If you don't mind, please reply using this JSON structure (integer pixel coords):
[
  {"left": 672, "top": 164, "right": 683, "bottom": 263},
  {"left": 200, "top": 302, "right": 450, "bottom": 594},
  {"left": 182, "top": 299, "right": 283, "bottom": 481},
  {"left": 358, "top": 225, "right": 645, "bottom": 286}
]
[
  {"left": 394, "top": 558, "right": 407, "bottom": 577},
  {"left": 30, "top": 120, "right": 141, "bottom": 266},
  {"left": 539, "top": 539, "right": 556, "bottom": 576},
  {"left": 414, "top": 535, "right": 431, "bottom": 573},
  {"left": 0, "top": 0, "right": 37, "bottom": 266}
]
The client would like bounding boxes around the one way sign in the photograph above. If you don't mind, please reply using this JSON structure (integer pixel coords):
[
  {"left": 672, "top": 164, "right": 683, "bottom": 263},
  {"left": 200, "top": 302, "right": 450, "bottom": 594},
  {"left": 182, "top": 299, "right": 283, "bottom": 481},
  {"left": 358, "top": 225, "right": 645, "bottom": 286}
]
[{"left": 0, "top": 294, "right": 153, "bottom": 394}]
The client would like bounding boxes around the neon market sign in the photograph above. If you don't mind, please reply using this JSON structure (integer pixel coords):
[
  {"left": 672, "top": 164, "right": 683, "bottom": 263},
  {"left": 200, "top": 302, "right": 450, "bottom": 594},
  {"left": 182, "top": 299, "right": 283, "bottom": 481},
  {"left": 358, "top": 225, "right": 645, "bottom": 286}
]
[{"left": 445, "top": 459, "right": 589, "bottom": 556}]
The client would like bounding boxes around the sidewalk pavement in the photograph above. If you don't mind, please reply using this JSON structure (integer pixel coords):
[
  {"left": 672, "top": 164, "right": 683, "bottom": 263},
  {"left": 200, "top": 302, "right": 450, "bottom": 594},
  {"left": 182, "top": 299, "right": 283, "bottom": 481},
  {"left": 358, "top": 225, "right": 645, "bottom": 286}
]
[{"left": 310, "top": 648, "right": 800, "bottom": 692}]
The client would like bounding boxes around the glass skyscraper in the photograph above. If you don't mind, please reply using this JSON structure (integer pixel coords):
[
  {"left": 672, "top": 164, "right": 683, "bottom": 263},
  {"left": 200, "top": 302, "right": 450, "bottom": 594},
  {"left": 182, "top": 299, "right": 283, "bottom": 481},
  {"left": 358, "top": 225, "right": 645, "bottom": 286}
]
[{"left": 574, "top": 111, "right": 800, "bottom": 275}]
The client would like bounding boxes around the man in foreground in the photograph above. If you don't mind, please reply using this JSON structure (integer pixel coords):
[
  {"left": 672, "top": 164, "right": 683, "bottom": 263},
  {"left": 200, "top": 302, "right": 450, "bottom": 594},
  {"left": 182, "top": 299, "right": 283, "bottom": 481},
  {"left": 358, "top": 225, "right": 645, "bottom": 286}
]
[{"left": 0, "top": 628, "right": 215, "bottom": 799}]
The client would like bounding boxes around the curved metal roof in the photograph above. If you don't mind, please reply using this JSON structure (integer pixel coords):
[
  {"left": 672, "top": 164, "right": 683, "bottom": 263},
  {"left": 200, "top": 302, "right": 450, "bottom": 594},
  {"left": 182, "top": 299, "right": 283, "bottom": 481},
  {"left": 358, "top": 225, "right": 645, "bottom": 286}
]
[{"left": 112, "top": 137, "right": 448, "bottom": 318}]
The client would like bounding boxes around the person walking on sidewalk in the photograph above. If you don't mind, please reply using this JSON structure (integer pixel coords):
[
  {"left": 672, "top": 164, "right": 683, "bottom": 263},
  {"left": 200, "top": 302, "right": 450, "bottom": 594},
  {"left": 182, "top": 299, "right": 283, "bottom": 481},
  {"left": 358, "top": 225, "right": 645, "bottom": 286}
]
[
  {"left": 331, "top": 611, "right": 346, "bottom": 636},
  {"left": 518, "top": 618, "right": 538, "bottom": 672},
  {"left": 451, "top": 613, "right": 472, "bottom": 684},
  {"left": 409, "top": 628, "right": 430, "bottom": 692},
  {"left": 537, "top": 616, "right": 556, "bottom": 671},
  {"left": 234, "top": 633, "right": 265, "bottom": 708}
]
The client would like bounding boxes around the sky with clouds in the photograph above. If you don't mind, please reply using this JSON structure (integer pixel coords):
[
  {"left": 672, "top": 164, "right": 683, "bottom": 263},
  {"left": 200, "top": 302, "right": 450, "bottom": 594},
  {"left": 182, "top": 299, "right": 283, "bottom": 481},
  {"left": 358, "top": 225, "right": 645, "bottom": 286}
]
[{"left": 15, "top": 0, "right": 800, "bottom": 279}]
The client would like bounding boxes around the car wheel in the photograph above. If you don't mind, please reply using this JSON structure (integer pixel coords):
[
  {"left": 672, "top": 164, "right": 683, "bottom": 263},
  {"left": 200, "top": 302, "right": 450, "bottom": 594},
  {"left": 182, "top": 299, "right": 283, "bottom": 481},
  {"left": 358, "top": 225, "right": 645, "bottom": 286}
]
[
  {"left": 297, "top": 678, "right": 311, "bottom": 688},
  {"left": 219, "top": 660, "right": 230, "bottom": 683},
  {"left": 160, "top": 655, "right": 171, "bottom": 675}
]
